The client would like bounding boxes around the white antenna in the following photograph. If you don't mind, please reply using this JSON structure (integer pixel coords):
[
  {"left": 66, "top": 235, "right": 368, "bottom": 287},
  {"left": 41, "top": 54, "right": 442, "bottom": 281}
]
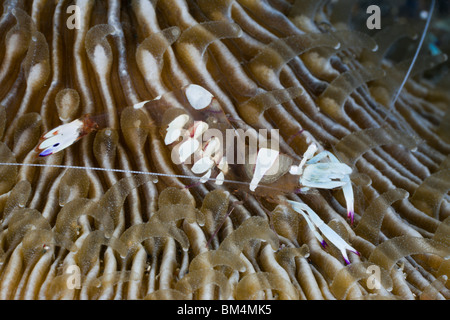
[
  {"left": 390, "top": 0, "right": 436, "bottom": 106},
  {"left": 0, "top": 161, "right": 276, "bottom": 190}
]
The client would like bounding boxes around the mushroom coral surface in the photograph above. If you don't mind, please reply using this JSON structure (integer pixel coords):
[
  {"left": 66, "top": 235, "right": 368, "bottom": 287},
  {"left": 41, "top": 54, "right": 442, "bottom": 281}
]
[{"left": 0, "top": 0, "right": 449, "bottom": 300}]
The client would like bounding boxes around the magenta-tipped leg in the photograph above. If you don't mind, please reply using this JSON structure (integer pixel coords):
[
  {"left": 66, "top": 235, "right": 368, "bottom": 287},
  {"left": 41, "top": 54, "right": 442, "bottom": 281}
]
[{"left": 348, "top": 210, "right": 354, "bottom": 225}]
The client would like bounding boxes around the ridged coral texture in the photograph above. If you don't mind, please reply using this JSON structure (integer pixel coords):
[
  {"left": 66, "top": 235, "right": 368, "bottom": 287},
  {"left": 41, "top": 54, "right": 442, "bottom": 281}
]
[{"left": 0, "top": 0, "right": 449, "bottom": 300}]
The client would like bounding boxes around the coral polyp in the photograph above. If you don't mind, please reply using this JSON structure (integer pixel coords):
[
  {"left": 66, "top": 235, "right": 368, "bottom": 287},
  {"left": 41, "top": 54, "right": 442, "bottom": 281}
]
[{"left": 0, "top": 0, "right": 449, "bottom": 300}]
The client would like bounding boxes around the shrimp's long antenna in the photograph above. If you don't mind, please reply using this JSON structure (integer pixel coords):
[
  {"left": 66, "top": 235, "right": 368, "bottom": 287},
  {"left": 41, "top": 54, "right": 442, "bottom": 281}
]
[
  {"left": 381, "top": 0, "right": 436, "bottom": 138},
  {"left": 390, "top": 0, "right": 436, "bottom": 106},
  {"left": 0, "top": 161, "right": 235, "bottom": 182},
  {"left": 0, "top": 162, "right": 289, "bottom": 193}
]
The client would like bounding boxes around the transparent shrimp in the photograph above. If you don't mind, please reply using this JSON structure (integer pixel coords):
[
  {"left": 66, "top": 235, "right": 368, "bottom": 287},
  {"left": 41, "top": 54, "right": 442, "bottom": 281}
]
[
  {"left": 31, "top": 84, "right": 359, "bottom": 264},
  {"left": 36, "top": 84, "right": 232, "bottom": 186}
]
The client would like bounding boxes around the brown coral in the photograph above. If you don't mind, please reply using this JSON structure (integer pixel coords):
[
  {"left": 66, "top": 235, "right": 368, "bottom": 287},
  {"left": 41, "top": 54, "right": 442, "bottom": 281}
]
[{"left": 0, "top": 0, "right": 449, "bottom": 300}]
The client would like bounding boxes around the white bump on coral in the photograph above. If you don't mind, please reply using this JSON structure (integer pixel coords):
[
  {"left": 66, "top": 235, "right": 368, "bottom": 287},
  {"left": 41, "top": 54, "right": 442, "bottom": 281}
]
[
  {"left": 185, "top": 84, "right": 214, "bottom": 110},
  {"left": 165, "top": 114, "right": 189, "bottom": 145},
  {"left": 178, "top": 138, "right": 200, "bottom": 163},
  {"left": 215, "top": 171, "right": 225, "bottom": 185},
  {"left": 249, "top": 148, "right": 280, "bottom": 191},
  {"left": 192, "top": 156, "right": 215, "bottom": 174}
]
